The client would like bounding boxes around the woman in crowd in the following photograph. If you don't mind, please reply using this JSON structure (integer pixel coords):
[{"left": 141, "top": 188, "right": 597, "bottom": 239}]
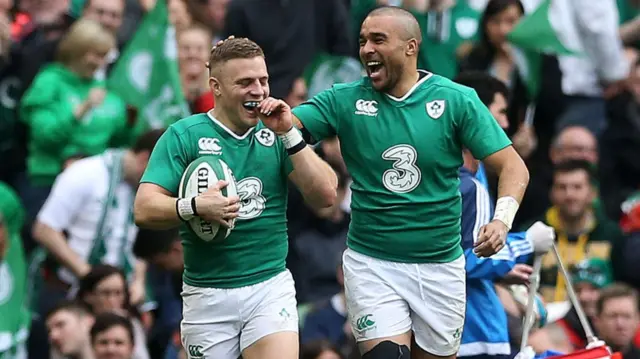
[{"left": 18, "top": 19, "right": 129, "bottom": 227}]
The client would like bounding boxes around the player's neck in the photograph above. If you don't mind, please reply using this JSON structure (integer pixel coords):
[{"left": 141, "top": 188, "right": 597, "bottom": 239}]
[
  {"left": 210, "top": 108, "right": 251, "bottom": 136},
  {"left": 387, "top": 70, "right": 421, "bottom": 99}
]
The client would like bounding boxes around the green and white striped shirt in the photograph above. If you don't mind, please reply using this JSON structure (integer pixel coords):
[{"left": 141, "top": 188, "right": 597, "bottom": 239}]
[{"left": 37, "top": 149, "right": 138, "bottom": 285}]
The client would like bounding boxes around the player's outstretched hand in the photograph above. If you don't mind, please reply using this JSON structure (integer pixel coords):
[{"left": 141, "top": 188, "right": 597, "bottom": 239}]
[
  {"left": 474, "top": 219, "right": 508, "bottom": 257},
  {"left": 195, "top": 180, "right": 241, "bottom": 228},
  {"left": 257, "top": 97, "right": 294, "bottom": 135}
]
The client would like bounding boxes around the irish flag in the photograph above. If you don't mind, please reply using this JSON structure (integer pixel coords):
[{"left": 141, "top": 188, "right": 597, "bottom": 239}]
[{"left": 507, "top": 0, "right": 580, "bottom": 99}]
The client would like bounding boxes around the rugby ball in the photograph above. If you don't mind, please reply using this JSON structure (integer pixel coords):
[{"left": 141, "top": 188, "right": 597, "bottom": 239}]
[{"left": 178, "top": 157, "right": 237, "bottom": 242}]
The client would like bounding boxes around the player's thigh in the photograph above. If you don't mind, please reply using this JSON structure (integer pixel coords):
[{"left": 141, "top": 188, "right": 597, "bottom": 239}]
[
  {"left": 241, "top": 331, "right": 299, "bottom": 359},
  {"left": 239, "top": 270, "right": 299, "bottom": 359},
  {"left": 342, "top": 248, "right": 412, "bottom": 350},
  {"left": 180, "top": 283, "right": 242, "bottom": 359},
  {"left": 408, "top": 255, "right": 466, "bottom": 357}
]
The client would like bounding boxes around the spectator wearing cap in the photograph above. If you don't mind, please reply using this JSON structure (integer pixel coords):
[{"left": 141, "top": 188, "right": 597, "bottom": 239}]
[{"left": 556, "top": 258, "right": 613, "bottom": 351}]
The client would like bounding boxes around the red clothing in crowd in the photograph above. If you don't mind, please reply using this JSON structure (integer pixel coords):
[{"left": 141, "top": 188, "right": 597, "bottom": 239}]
[{"left": 192, "top": 91, "right": 214, "bottom": 113}]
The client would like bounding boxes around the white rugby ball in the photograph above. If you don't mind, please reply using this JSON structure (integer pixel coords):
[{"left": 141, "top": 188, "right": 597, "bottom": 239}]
[{"left": 178, "top": 157, "right": 237, "bottom": 241}]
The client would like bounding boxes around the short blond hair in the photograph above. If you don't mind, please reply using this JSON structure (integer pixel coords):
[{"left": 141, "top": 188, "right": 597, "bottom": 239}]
[
  {"left": 56, "top": 19, "right": 116, "bottom": 65},
  {"left": 206, "top": 37, "right": 264, "bottom": 75}
]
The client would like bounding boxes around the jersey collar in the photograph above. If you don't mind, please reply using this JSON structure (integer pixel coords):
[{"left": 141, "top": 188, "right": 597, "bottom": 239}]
[
  {"left": 385, "top": 70, "right": 433, "bottom": 102},
  {"left": 206, "top": 110, "right": 255, "bottom": 140}
]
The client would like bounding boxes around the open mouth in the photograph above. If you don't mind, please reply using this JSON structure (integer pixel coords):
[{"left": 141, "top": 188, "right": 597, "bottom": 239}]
[{"left": 366, "top": 61, "right": 384, "bottom": 78}]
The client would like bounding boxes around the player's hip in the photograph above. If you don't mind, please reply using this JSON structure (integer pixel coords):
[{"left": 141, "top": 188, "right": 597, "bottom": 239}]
[
  {"left": 181, "top": 269, "right": 296, "bottom": 323},
  {"left": 180, "top": 270, "right": 299, "bottom": 358},
  {"left": 342, "top": 248, "right": 465, "bottom": 300}
]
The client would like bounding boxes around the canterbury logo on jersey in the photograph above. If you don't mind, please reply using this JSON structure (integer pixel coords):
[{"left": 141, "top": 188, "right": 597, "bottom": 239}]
[
  {"left": 198, "top": 138, "right": 222, "bottom": 155},
  {"left": 355, "top": 99, "right": 378, "bottom": 117}
]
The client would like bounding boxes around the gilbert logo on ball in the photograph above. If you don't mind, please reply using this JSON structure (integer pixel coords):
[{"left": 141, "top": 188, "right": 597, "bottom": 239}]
[{"left": 178, "top": 157, "right": 237, "bottom": 241}]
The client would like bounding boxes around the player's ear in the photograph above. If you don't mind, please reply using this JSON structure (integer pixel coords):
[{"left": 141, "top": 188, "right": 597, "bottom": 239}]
[
  {"left": 405, "top": 38, "right": 418, "bottom": 57},
  {"left": 209, "top": 76, "right": 222, "bottom": 97}
]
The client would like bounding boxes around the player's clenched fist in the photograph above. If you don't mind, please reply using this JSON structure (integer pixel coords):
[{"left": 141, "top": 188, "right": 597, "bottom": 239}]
[
  {"left": 257, "top": 97, "right": 294, "bottom": 135},
  {"left": 474, "top": 219, "right": 508, "bottom": 257},
  {"left": 194, "top": 180, "right": 241, "bottom": 228}
]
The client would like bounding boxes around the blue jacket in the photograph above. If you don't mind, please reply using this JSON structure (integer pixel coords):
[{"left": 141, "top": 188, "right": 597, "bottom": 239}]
[{"left": 459, "top": 167, "right": 533, "bottom": 357}]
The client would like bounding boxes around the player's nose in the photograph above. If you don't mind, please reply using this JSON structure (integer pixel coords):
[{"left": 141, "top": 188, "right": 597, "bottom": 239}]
[
  {"left": 360, "top": 40, "right": 376, "bottom": 55},
  {"left": 248, "top": 83, "right": 266, "bottom": 98}
]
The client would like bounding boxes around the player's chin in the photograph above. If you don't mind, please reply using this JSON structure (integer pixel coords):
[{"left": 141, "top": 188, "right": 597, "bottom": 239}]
[
  {"left": 241, "top": 105, "right": 260, "bottom": 119},
  {"left": 241, "top": 110, "right": 260, "bottom": 126},
  {"left": 369, "top": 77, "right": 389, "bottom": 91}
]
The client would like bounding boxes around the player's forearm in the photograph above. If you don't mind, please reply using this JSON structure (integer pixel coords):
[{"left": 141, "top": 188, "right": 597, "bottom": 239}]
[
  {"left": 134, "top": 189, "right": 183, "bottom": 229},
  {"left": 32, "top": 221, "right": 90, "bottom": 277},
  {"left": 483, "top": 147, "right": 529, "bottom": 230},
  {"left": 494, "top": 154, "right": 529, "bottom": 229},
  {"left": 289, "top": 147, "right": 338, "bottom": 210},
  {"left": 495, "top": 157, "right": 529, "bottom": 203}
]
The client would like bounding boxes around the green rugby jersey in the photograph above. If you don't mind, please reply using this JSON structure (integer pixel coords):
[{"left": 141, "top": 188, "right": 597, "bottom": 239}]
[
  {"left": 141, "top": 113, "right": 293, "bottom": 288},
  {"left": 293, "top": 72, "right": 511, "bottom": 263}
]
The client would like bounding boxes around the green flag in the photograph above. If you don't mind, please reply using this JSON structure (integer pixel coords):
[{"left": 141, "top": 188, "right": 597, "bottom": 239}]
[
  {"left": 507, "top": 0, "right": 578, "bottom": 98},
  {"left": 107, "top": 0, "right": 190, "bottom": 130},
  {"left": 0, "top": 183, "right": 30, "bottom": 359}
]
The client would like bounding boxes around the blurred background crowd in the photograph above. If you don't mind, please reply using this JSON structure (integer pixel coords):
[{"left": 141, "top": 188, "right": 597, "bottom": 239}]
[{"left": 2, "top": 0, "right": 640, "bottom": 358}]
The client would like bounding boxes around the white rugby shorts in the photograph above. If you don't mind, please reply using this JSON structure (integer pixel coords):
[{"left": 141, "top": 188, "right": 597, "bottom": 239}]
[
  {"left": 180, "top": 270, "right": 299, "bottom": 359},
  {"left": 343, "top": 248, "right": 466, "bottom": 356}
]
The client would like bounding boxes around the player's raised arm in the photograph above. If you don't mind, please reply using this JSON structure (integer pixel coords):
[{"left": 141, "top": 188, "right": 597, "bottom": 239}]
[{"left": 258, "top": 98, "right": 338, "bottom": 210}]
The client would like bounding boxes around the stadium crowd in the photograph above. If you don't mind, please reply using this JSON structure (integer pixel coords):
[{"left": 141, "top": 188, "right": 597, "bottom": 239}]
[{"left": 1, "top": 0, "right": 640, "bottom": 358}]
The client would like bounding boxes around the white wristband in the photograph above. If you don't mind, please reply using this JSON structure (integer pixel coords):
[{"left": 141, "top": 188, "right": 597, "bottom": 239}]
[
  {"left": 493, "top": 196, "right": 520, "bottom": 230},
  {"left": 177, "top": 197, "right": 195, "bottom": 221},
  {"left": 278, "top": 127, "right": 304, "bottom": 149}
]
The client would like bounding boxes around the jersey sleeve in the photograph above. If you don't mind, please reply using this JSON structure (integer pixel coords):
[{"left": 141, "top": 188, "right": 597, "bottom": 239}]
[
  {"left": 37, "top": 161, "right": 97, "bottom": 231},
  {"left": 458, "top": 89, "right": 512, "bottom": 160},
  {"left": 291, "top": 87, "right": 338, "bottom": 142},
  {"left": 139, "top": 126, "right": 189, "bottom": 196}
]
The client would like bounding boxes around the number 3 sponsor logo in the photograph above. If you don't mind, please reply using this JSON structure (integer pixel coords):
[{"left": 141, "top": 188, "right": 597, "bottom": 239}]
[{"left": 381, "top": 144, "right": 422, "bottom": 193}]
